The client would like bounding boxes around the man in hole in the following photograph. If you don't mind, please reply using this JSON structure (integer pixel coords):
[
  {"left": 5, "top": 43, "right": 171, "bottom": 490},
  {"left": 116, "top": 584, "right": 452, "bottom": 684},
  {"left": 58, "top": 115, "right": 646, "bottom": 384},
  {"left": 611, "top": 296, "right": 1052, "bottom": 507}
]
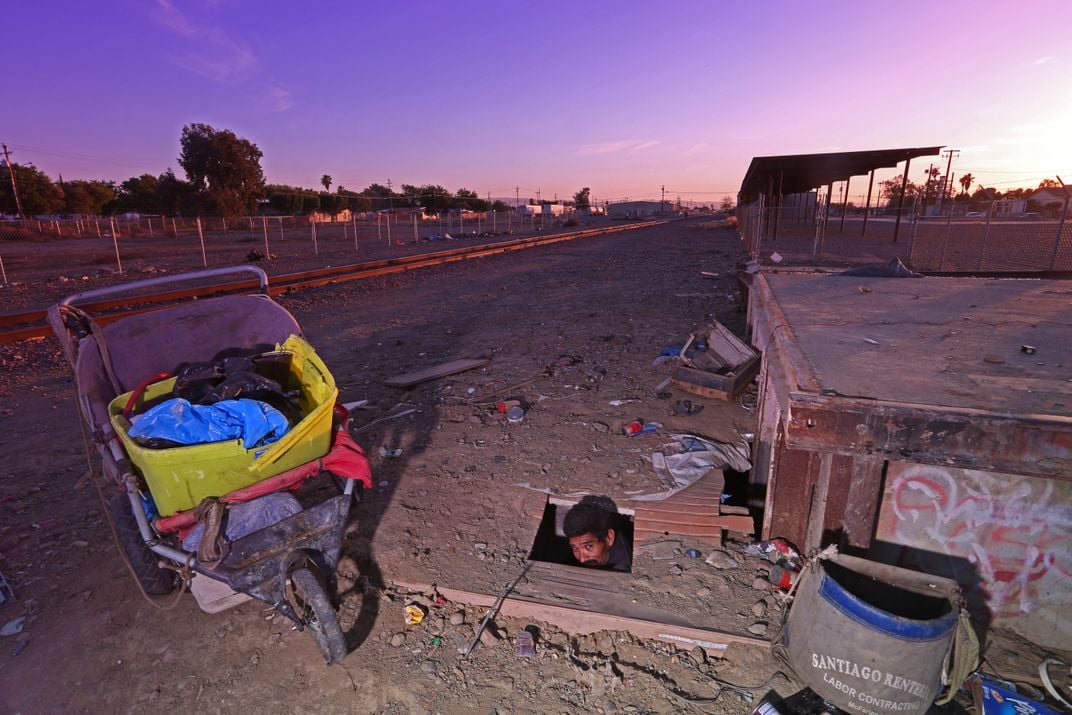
[{"left": 563, "top": 498, "right": 632, "bottom": 572}]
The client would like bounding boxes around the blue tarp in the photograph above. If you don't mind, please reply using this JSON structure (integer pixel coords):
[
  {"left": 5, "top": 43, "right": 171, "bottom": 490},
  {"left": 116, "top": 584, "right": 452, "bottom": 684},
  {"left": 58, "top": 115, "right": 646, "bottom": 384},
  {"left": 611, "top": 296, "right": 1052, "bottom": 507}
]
[{"left": 128, "top": 398, "right": 290, "bottom": 449}]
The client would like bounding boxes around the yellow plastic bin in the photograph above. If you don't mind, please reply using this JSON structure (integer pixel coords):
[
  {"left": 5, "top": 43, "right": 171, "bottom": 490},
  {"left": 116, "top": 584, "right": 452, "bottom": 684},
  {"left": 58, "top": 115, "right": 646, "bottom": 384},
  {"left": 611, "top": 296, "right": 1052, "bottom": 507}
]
[{"left": 109, "top": 335, "right": 338, "bottom": 516}]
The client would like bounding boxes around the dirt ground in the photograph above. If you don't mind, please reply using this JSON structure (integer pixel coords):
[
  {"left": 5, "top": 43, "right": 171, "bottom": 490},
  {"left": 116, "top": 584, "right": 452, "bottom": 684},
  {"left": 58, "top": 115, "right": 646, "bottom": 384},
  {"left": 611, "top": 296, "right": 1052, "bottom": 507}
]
[{"left": 0, "top": 219, "right": 1063, "bottom": 713}]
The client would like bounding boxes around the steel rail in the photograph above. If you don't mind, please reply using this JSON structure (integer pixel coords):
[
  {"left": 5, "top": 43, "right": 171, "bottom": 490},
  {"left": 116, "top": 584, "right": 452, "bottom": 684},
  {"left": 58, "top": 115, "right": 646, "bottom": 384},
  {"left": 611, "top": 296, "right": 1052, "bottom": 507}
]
[{"left": 0, "top": 220, "right": 668, "bottom": 345}]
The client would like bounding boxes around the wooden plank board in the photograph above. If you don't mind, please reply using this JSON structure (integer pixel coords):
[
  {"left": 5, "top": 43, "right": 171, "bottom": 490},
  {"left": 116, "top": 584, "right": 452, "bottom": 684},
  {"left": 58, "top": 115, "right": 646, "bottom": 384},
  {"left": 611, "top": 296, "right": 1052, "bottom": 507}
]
[
  {"left": 383, "top": 358, "right": 489, "bottom": 387},
  {"left": 392, "top": 580, "right": 768, "bottom": 657}
]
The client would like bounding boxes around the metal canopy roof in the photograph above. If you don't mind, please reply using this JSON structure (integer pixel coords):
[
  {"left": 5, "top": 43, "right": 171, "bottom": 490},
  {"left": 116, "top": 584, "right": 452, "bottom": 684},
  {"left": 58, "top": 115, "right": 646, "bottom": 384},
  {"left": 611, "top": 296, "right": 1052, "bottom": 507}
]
[{"left": 739, "top": 146, "right": 943, "bottom": 202}]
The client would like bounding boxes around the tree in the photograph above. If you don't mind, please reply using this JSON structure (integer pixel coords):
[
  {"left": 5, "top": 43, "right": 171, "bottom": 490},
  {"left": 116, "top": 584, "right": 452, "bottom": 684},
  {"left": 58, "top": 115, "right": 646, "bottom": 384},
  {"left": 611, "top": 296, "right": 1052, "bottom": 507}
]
[
  {"left": 454, "top": 188, "right": 488, "bottom": 211},
  {"left": 156, "top": 169, "right": 196, "bottom": 215},
  {"left": 113, "top": 174, "right": 162, "bottom": 214},
  {"left": 879, "top": 175, "right": 919, "bottom": 208},
  {"left": 959, "top": 173, "right": 974, "bottom": 194},
  {"left": 720, "top": 195, "right": 734, "bottom": 212},
  {"left": 572, "top": 187, "right": 591, "bottom": 211},
  {"left": 178, "top": 123, "right": 266, "bottom": 216},
  {"left": 0, "top": 162, "right": 65, "bottom": 215},
  {"left": 61, "top": 179, "right": 116, "bottom": 215},
  {"left": 321, "top": 174, "right": 332, "bottom": 192},
  {"left": 490, "top": 200, "right": 512, "bottom": 213},
  {"left": 1038, "top": 178, "right": 1060, "bottom": 189}
]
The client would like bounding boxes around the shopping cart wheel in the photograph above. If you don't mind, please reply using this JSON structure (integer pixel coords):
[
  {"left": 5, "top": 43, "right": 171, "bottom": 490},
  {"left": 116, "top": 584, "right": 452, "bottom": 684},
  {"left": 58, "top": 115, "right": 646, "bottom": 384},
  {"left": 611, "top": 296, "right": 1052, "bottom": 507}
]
[
  {"left": 290, "top": 567, "right": 347, "bottom": 665},
  {"left": 106, "top": 493, "right": 178, "bottom": 596}
]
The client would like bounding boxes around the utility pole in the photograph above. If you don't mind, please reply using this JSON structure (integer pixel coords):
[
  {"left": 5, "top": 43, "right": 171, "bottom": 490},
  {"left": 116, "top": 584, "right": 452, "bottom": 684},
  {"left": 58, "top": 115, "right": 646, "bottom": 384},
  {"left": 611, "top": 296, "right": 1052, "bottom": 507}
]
[
  {"left": 387, "top": 178, "right": 393, "bottom": 213},
  {"left": 661, "top": 185, "right": 666, "bottom": 213},
  {"left": 515, "top": 186, "right": 519, "bottom": 209},
  {"left": 2, "top": 144, "right": 25, "bottom": 218},
  {"left": 937, "top": 150, "right": 959, "bottom": 213}
]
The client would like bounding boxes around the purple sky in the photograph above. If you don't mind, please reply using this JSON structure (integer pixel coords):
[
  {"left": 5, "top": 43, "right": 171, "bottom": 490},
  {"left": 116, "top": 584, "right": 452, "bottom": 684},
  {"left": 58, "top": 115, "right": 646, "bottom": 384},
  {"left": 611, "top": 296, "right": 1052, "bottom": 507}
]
[{"left": 5, "top": 1, "right": 1070, "bottom": 203}]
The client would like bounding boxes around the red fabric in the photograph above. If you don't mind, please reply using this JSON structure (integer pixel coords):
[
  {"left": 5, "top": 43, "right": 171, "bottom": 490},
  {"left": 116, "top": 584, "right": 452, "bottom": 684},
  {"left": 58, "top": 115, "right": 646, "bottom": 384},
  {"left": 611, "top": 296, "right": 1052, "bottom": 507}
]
[{"left": 154, "top": 423, "right": 372, "bottom": 535}]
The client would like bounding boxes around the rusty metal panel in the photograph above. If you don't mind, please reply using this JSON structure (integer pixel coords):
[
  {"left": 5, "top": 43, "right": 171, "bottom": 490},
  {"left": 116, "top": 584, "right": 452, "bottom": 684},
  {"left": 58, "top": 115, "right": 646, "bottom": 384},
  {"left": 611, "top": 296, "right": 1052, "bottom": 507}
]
[
  {"left": 765, "top": 430, "right": 821, "bottom": 547},
  {"left": 786, "top": 393, "right": 1072, "bottom": 481}
]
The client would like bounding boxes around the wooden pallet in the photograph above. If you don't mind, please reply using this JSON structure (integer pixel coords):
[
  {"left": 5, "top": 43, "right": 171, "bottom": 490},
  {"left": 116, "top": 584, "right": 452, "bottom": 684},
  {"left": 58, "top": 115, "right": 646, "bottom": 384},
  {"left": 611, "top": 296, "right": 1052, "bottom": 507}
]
[{"left": 631, "top": 470, "right": 754, "bottom": 542}]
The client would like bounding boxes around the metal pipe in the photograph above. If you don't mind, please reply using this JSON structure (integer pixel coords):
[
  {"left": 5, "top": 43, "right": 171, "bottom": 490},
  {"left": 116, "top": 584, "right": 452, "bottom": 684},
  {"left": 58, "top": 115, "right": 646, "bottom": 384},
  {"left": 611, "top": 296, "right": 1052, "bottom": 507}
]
[
  {"left": 839, "top": 177, "right": 851, "bottom": 232},
  {"left": 892, "top": 157, "right": 913, "bottom": 243},
  {"left": 62, "top": 265, "right": 270, "bottom": 306},
  {"left": 861, "top": 169, "right": 875, "bottom": 236},
  {"left": 977, "top": 200, "right": 995, "bottom": 271}
]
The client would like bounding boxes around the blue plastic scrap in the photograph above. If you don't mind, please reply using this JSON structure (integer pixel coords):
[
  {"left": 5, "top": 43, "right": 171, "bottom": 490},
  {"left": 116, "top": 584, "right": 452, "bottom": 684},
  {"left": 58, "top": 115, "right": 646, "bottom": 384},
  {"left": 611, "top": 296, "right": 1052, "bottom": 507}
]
[{"left": 128, "top": 398, "right": 290, "bottom": 449}]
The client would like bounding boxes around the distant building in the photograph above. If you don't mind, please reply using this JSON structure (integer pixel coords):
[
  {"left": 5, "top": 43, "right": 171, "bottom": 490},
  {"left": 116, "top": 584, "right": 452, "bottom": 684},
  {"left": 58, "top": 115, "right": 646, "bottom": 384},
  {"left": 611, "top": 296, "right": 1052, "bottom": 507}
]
[
  {"left": 1024, "top": 187, "right": 1067, "bottom": 206},
  {"left": 607, "top": 200, "right": 666, "bottom": 218},
  {"left": 518, "top": 204, "right": 567, "bottom": 217}
]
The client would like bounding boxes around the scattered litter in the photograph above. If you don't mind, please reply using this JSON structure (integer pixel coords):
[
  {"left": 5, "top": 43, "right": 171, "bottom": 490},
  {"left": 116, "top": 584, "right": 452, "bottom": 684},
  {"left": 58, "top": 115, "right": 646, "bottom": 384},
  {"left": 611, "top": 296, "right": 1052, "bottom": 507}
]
[
  {"left": 496, "top": 399, "right": 521, "bottom": 412},
  {"left": 705, "top": 550, "right": 738, "bottom": 570},
  {"left": 383, "top": 358, "right": 489, "bottom": 388},
  {"left": 700, "top": 271, "right": 719, "bottom": 278},
  {"left": 0, "top": 570, "right": 13, "bottom": 604},
  {"left": 515, "top": 630, "right": 536, "bottom": 657},
  {"left": 1, "top": 617, "right": 26, "bottom": 637},
  {"left": 353, "top": 407, "right": 418, "bottom": 433},
  {"left": 379, "top": 446, "right": 404, "bottom": 459},
  {"left": 974, "top": 673, "right": 1063, "bottom": 715},
  {"left": 636, "top": 434, "right": 751, "bottom": 500},
  {"left": 836, "top": 257, "right": 921, "bottom": 278},
  {"left": 623, "top": 420, "right": 661, "bottom": 436},
  {"left": 404, "top": 603, "right": 426, "bottom": 626},
  {"left": 863, "top": 337, "right": 880, "bottom": 345},
  {"left": 341, "top": 399, "right": 369, "bottom": 411},
  {"left": 684, "top": 548, "right": 701, "bottom": 559},
  {"left": 770, "top": 252, "right": 783, "bottom": 264},
  {"left": 505, "top": 406, "right": 525, "bottom": 424},
  {"left": 858, "top": 285, "right": 872, "bottom": 293},
  {"left": 1021, "top": 344, "right": 1037, "bottom": 355},
  {"left": 608, "top": 399, "right": 638, "bottom": 407},
  {"left": 12, "top": 641, "right": 28, "bottom": 656},
  {"left": 768, "top": 564, "right": 796, "bottom": 590},
  {"left": 673, "top": 399, "right": 704, "bottom": 416},
  {"left": 747, "top": 538, "right": 803, "bottom": 570},
  {"left": 1039, "top": 659, "right": 1072, "bottom": 711}
]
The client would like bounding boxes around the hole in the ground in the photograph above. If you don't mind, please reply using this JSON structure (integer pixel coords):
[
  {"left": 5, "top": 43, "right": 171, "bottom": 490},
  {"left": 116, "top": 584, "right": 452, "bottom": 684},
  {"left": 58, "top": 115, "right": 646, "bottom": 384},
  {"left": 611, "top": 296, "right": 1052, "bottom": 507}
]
[{"left": 528, "top": 499, "right": 634, "bottom": 573}]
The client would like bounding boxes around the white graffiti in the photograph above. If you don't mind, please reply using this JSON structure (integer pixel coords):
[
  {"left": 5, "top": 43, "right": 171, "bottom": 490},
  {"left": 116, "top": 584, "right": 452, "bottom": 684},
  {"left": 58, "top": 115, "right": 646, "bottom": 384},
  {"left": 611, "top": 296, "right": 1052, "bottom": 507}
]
[{"left": 883, "top": 464, "right": 1072, "bottom": 620}]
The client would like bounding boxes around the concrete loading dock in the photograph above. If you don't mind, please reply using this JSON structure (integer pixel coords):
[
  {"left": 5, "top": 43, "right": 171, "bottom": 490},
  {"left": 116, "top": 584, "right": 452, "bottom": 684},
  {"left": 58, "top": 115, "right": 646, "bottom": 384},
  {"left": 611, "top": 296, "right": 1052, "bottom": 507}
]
[{"left": 745, "top": 270, "right": 1072, "bottom": 649}]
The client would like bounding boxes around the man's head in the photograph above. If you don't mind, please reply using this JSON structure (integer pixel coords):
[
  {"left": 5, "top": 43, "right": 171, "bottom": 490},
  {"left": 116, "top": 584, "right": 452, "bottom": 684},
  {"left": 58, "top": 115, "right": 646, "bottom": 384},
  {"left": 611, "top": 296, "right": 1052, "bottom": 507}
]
[{"left": 563, "top": 501, "right": 617, "bottom": 567}]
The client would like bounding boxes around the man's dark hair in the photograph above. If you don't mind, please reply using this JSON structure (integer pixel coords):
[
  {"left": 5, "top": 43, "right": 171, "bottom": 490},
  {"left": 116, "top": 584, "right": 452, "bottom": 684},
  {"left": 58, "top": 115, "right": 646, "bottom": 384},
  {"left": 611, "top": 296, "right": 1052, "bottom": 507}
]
[{"left": 563, "top": 501, "right": 615, "bottom": 540}]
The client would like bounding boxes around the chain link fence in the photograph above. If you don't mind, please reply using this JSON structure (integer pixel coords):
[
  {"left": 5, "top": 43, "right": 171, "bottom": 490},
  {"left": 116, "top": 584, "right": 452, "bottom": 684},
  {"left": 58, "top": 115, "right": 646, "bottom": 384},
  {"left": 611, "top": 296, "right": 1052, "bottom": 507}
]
[{"left": 739, "top": 195, "right": 1072, "bottom": 272}]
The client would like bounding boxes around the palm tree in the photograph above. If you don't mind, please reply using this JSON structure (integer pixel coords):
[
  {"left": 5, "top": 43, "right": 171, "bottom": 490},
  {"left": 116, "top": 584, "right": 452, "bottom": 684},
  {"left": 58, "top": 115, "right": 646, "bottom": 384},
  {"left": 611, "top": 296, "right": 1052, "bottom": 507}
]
[
  {"left": 959, "top": 173, "right": 974, "bottom": 194},
  {"left": 321, "top": 174, "right": 332, "bottom": 192}
]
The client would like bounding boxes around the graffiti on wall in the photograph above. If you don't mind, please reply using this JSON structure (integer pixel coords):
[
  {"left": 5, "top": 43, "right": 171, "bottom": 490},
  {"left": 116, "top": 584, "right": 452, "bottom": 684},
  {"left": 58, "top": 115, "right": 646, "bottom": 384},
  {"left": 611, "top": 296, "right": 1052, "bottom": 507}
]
[{"left": 876, "top": 463, "right": 1072, "bottom": 627}]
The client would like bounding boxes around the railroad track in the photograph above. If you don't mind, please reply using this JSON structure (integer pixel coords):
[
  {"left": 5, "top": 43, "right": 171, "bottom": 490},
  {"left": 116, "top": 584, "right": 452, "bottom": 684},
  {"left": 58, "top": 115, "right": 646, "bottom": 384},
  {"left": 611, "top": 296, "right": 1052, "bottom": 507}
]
[{"left": 0, "top": 220, "right": 669, "bottom": 345}]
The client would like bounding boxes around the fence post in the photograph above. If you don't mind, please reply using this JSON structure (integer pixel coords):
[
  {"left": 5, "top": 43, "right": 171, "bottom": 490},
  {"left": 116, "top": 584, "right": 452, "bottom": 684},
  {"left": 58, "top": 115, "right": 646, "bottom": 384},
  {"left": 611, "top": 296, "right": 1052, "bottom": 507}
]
[
  {"left": 196, "top": 216, "right": 208, "bottom": 268},
  {"left": 1047, "top": 192, "right": 1070, "bottom": 270},
  {"left": 279, "top": 216, "right": 284, "bottom": 242},
  {"left": 109, "top": 217, "right": 124, "bottom": 275},
  {"left": 353, "top": 216, "right": 359, "bottom": 254},
  {"left": 95, "top": 218, "right": 101, "bottom": 238},
  {"left": 387, "top": 214, "right": 392, "bottom": 246},
  {"left": 976, "top": 201, "right": 995, "bottom": 271},
  {"left": 413, "top": 214, "right": 418, "bottom": 243},
  {"left": 377, "top": 214, "right": 382, "bottom": 244},
  {"left": 311, "top": 219, "right": 319, "bottom": 255},
  {"left": 493, "top": 210, "right": 496, "bottom": 232},
  {"left": 937, "top": 206, "right": 954, "bottom": 270},
  {"left": 262, "top": 216, "right": 270, "bottom": 259},
  {"left": 147, "top": 217, "right": 153, "bottom": 238},
  {"left": 0, "top": 254, "right": 7, "bottom": 285}
]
